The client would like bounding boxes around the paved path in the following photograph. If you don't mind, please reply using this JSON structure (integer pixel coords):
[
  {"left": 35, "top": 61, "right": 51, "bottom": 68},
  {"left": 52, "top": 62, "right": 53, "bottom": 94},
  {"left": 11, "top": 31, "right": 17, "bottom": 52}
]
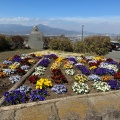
[{"left": 105, "top": 50, "right": 120, "bottom": 62}]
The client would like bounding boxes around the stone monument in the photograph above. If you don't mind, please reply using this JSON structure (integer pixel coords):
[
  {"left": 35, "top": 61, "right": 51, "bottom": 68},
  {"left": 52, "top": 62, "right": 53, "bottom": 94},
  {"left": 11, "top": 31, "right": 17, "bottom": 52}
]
[{"left": 28, "top": 26, "right": 44, "bottom": 49}]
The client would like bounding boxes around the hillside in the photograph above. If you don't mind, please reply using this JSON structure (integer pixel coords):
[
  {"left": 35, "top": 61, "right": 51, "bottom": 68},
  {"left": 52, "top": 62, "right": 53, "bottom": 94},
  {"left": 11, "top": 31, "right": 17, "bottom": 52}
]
[{"left": 0, "top": 24, "right": 80, "bottom": 35}]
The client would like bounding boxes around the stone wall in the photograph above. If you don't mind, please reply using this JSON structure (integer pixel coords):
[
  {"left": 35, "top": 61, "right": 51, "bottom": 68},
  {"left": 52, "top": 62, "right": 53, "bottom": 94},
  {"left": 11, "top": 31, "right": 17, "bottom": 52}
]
[{"left": 0, "top": 90, "right": 120, "bottom": 120}]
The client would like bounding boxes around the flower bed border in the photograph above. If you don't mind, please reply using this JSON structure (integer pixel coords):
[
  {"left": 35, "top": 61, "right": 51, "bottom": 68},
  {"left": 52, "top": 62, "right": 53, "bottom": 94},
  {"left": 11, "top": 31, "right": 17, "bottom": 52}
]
[{"left": 0, "top": 89, "right": 119, "bottom": 110}]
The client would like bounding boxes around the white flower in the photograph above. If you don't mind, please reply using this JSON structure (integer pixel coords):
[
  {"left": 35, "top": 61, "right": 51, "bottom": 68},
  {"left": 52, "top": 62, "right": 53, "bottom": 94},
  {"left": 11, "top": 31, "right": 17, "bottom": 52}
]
[
  {"left": 72, "top": 82, "right": 90, "bottom": 94},
  {"left": 92, "top": 81, "right": 110, "bottom": 92},
  {"left": 88, "top": 60, "right": 97, "bottom": 64},
  {"left": 65, "top": 69, "right": 75, "bottom": 75},
  {"left": 99, "top": 62, "right": 118, "bottom": 72},
  {"left": 2, "top": 69, "right": 15, "bottom": 75},
  {"left": 9, "top": 75, "right": 21, "bottom": 83},
  {"left": 75, "top": 63, "right": 84, "bottom": 66},
  {"left": 2, "top": 60, "right": 13, "bottom": 65},
  {"left": 32, "top": 66, "right": 46, "bottom": 75},
  {"left": 76, "top": 57, "right": 83, "bottom": 61}
]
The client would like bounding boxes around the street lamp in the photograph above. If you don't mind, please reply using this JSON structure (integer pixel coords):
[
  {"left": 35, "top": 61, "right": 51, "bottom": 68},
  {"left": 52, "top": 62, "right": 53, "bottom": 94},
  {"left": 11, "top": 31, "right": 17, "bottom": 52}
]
[{"left": 82, "top": 25, "right": 84, "bottom": 41}]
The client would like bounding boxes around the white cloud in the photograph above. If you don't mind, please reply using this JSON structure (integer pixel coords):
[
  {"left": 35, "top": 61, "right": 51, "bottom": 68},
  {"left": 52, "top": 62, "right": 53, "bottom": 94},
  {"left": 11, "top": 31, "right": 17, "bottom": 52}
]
[
  {"left": 0, "top": 16, "right": 120, "bottom": 34},
  {"left": 46, "top": 16, "right": 120, "bottom": 34},
  {"left": 49, "top": 16, "right": 120, "bottom": 23},
  {"left": 0, "top": 17, "right": 30, "bottom": 22}
]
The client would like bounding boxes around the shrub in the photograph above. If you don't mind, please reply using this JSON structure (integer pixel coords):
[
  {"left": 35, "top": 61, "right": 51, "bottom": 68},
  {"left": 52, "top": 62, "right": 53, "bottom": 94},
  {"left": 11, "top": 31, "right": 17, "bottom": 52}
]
[
  {"left": 11, "top": 35, "right": 24, "bottom": 49},
  {"left": 0, "top": 34, "right": 11, "bottom": 51},
  {"left": 48, "top": 39, "right": 59, "bottom": 50},
  {"left": 73, "top": 41, "right": 86, "bottom": 53},
  {"left": 84, "top": 36, "right": 111, "bottom": 55},
  {"left": 49, "top": 36, "right": 73, "bottom": 52}
]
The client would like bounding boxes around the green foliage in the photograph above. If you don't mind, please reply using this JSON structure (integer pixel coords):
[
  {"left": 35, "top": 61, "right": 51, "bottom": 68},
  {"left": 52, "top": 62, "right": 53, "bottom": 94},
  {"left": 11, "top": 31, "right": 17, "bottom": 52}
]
[
  {"left": 49, "top": 39, "right": 59, "bottom": 50},
  {"left": 49, "top": 36, "right": 73, "bottom": 52},
  {"left": 83, "top": 36, "right": 111, "bottom": 55},
  {"left": 0, "top": 34, "right": 11, "bottom": 51},
  {"left": 0, "top": 34, "right": 26, "bottom": 51},
  {"left": 11, "top": 35, "right": 24, "bottom": 49},
  {"left": 49, "top": 35, "right": 111, "bottom": 55},
  {"left": 73, "top": 41, "right": 86, "bottom": 53}
]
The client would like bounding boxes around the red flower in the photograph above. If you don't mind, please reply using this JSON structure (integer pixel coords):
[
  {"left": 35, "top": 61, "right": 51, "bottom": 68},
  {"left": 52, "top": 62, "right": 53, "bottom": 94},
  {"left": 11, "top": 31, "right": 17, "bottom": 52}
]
[
  {"left": 89, "top": 62, "right": 98, "bottom": 67},
  {"left": 52, "top": 55, "right": 58, "bottom": 60},
  {"left": 97, "top": 60, "right": 103, "bottom": 65},
  {"left": 16, "top": 68, "right": 26, "bottom": 75},
  {"left": 51, "top": 69, "right": 68, "bottom": 84},
  {"left": 28, "top": 75, "right": 38, "bottom": 84},
  {"left": 106, "top": 58, "right": 113, "bottom": 62},
  {"left": 30, "top": 54, "right": 36, "bottom": 57},
  {"left": 114, "top": 72, "right": 120, "bottom": 79}
]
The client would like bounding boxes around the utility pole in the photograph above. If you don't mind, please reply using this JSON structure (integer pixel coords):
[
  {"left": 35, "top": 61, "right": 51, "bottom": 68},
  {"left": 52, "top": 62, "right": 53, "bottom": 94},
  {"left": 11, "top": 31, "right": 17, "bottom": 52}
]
[{"left": 82, "top": 25, "right": 84, "bottom": 41}]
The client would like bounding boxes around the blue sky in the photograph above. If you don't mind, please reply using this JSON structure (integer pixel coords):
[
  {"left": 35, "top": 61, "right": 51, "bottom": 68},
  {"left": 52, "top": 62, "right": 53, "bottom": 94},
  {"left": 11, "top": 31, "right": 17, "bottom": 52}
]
[{"left": 0, "top": 0, "right": 120, "bottom": 34}]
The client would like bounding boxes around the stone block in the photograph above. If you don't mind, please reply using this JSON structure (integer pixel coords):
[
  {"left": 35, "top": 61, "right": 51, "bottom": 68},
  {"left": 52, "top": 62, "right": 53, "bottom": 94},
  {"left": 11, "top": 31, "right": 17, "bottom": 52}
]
[
  {"left": 15, "top": 103, "right": 59, "bottom": 120},
  {"left": 0, "top": 110, "right": 14, "bottom": 120},
  {"left": 56, "top": 97, "right": 91, "bottom": 120}
]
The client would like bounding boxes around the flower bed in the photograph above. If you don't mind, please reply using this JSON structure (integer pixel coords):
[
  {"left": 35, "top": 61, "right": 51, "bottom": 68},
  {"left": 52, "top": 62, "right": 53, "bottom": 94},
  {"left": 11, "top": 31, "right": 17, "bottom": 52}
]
[
  {"left": 0, "top": 53, "right": 41, "bottom": 100},
  {"left": 0, "top": 52, "right": 120, "bottom": 106}
]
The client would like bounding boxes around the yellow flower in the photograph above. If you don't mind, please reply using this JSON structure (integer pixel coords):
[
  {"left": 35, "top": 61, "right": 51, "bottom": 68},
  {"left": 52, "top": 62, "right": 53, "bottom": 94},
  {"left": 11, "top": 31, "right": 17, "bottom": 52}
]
[
  {"left": 79, "top": 59, "right": 86, "bottom": 63},
  {"left": 89, "top": 66, "right": 97, "bottom": 70},
  {"left": 74, "top": 74, "right": 88, "bottom": 83},
  {"left": 28, "top": 59, "right": 35, "bottom": 64},
  {"left": 63, "top": 63, "right": 73, "bottom": 69},
  {"left": 36, "top": 78, "right": 52, "bottom": 89},
  {"left": 39, "top": 86, "right": 42, "bottom": 89},
  {"left": 34, "top": 53, "right": 42, "bottom": 57},
  {"left": 36, "top": 86, "right": 39, "bottom": 89},
  {"left": 50, "top": 59, "right": 62, "bottom": 70},
  {"left": 55, "top": 57, "right": 64, "bottom": 63},
  {"left": 94, "top": 56, "right": 105, "bottom": 61}
]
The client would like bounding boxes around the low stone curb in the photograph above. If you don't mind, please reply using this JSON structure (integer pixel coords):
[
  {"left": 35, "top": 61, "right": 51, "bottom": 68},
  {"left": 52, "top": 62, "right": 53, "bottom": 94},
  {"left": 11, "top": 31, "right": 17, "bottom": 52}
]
[{"left": 0, "top": 90, "right": 120, "bottom": 120}]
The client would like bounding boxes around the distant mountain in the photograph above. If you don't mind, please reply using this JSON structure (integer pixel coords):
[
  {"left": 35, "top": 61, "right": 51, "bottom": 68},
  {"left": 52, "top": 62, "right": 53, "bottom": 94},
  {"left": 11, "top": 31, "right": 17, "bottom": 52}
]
[
  {"left": 0, "top": 24, "right": 31, "bottom": 35},
  {"left": 0, "top": 24, "right": 81, "bottom": 35}
]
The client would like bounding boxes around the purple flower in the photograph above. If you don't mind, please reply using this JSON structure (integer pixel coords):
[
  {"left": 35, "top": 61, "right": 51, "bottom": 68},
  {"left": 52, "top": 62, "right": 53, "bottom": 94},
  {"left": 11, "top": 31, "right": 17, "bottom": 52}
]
[
  {"left": 106, "top": 69, "right": 115, "bottom": 75},
  {"left": 38, "top": 58, "right": 50, "bottom": 67},
  {"left": 51, "top": 84, "right": 67, "bottom": 94},
  {"left": 44, "top": 54, "right": 58, "bottom": 60},
  {"left": 4, "top": 90, "right": 26, "bottom": 106},
  {"left": 30, "top": 89, "right": 49, "bottom": 101},
  {"left": 92, "top": 68, "right": 108, "bottom": 75},
  {"left": 76, "top": 65, "right": 90, "bottom": 75},
  {"left": 92, "top": 68, "right": 115, "bottom": 76},
  {"left": 105, "top": 61, "right": 118, "bottom": 65},
  {"left": 13, "top": 55, "right": 22, "bottom": 62},
  {"left": 107, "top": 79, "right": 120, "bottom": 90},
  {"left": 44, "top": 55, "right": 52, "bottom": 59},
  {"left": 68, "top": 57, "right": 77, "bottom": 64},
  {"left": 118, "top": 63, "right": 120, "bottom": 70}
]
